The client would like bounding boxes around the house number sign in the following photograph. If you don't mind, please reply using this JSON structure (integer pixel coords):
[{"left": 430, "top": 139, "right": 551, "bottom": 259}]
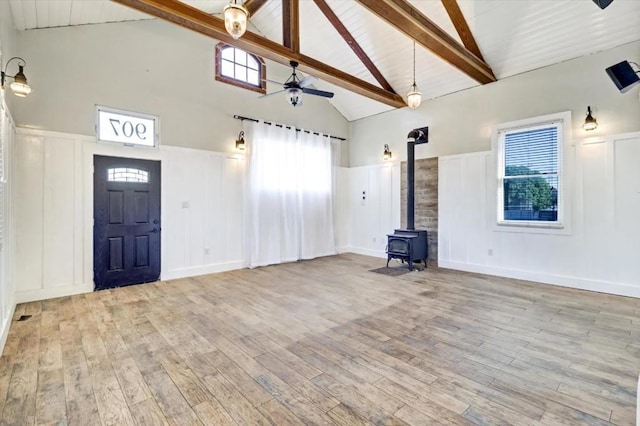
[{"left": 96, "top": 106, "right": 159, "bottom": 147}]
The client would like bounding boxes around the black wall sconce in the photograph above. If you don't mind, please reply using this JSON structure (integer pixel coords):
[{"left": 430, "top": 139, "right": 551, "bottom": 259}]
[
  {"left": 605, "top": 60, "right": 639, "bottom": 93},
  {"left": 583, "top": 106, "right": 598, "bottom": 131},
  {"left": 235, "top": 131, "right": 246, "bottom": 150},
  {"left": 383, "top": 144, "right": 392, "bottom": 160},
  {"left": 1, "top": 57, "right": 32, "bottom": 97}
]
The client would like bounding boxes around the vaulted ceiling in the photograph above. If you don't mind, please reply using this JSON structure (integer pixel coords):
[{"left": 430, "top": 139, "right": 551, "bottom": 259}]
[{"left": 8, "top": 0, "right": 640, "bottom": 121}]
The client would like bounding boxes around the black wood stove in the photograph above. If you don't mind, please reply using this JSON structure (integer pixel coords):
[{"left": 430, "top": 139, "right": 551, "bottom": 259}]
[{"left": 386, "top": 127, "right": 429, "bottom": 271}]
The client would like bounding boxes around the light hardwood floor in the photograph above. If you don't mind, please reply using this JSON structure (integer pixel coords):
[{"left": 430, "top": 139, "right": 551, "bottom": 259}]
[{"left": 0, "top": 253, "right": 638, "bottom": 425}]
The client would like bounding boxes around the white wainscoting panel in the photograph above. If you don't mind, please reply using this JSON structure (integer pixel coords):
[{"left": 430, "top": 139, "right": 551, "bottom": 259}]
[
  {"left": 43, "top": 137, "right": 79, "bottom": 288},
  {"left": 15, "top": 128, "right": 245, "bottom": 302},
  {"left": 161, "top": 146, "right": 244, "bottom": 280},
  {"left": 16, "top": 133, "right": 44, "bottom": 292},
  {"left": 612, "top": 136, "right": 640, "bottom": 286},
  {"left": 579, "top": 139, "right": 612, "bottom": 283},
  {"left": 0, "top": 103, "right": 17, "bottom": 353},
  {"left": 439, "top": 132, "right": 640, "bottom": 298},
  {"left": 333, "top": 167, "right": 350, "bottom": 250},
  {"left": 340, "top": 163, "right": 400, "bottom": 258}
]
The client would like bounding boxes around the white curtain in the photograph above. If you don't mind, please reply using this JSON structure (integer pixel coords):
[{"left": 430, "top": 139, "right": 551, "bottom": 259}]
[{"left": 244, "top": 121, "right": 336, "bottom": 268}]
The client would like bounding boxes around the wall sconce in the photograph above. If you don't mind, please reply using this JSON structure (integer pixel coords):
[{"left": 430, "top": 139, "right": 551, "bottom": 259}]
[
  {"left": 1, "top": 57, "right": 32, "bottom": 97},
  {"left": 583, "top": 106, "right": 598, "bottom": 131},
  {"left": 223, "top": 0, "right": 249, "bottom": 40},
  {"left": 383, "top": 144, "right": 392, "bottom": 160},
  {"left": 235, "top": 131, "right": 246, "bottom": 150}
]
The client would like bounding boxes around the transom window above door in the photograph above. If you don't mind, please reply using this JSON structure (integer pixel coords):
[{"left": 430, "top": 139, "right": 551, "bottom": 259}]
[{"left": 215, "top": 43, "right": 266, "bottom": 94}]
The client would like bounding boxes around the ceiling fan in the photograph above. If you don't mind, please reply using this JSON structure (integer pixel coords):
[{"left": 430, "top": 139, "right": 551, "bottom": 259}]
[{"left": 262, "top": 61, "right": 334, "bottom": 107}]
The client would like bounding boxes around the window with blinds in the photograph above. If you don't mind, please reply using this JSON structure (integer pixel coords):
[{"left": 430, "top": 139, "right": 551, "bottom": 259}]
[{"left": 497, "top": 120, "right": 562, "bottom": 226}]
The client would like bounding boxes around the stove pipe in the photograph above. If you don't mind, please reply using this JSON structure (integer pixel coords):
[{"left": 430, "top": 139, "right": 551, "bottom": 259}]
[{"left": 406, "top": 127, "right": 429, "bottom": 231}]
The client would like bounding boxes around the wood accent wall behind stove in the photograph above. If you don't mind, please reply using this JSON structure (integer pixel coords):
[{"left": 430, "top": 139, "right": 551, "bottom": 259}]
[{"left": 401, "top": 157, "right": 438, "bottom": 266}]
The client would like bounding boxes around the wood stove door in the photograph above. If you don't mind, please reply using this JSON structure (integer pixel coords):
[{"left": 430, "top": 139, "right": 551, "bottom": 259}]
[{"left": 388, "top": 238, "right": 410, "bottom": 255}]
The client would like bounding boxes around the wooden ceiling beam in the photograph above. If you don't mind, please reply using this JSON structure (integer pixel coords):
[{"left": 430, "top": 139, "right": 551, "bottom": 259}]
[
  {"left": 313, "top": 0, "right": 395, "bottom": 93},
  {"left": 355, "top": 0, "right": 496, "bottom": 84},
  {"left": 282, "top": 0, "right": 300, "bottom": 53},
  {"left": 441, "top": 0, "right": 484, "bottom": 61},
  {"left": 243, "top": 0, "right": 268, "bottom": 16},
  {"left": 110, "top": 0, "right": 405, "bottom": 107}
]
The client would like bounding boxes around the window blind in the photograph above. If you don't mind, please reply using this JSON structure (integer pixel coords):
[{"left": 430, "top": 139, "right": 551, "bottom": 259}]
[
  {"left": 501, "top": 125, "right": 560, "bottom": 222},
  {"left": 505, "top": 127, "right": 558, "bottom": 176}
]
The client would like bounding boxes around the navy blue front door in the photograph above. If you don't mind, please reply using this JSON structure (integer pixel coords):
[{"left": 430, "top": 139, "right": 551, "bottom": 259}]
[{"left": 93, "top": 155, "right": 161, "bottom": 290}]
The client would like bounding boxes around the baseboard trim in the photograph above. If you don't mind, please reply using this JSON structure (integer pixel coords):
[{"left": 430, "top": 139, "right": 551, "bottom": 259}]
[
  {"left": 15, "top": 283, "right": 95, "bottom": 304},
  {"left": 13, "top": 262, "right": 245, "bottom": 303},
  {"left": 438, "top": 260, "right": 640, "bottom": 299},
  {"left": 0, "top": 302, "right": 16, "bottom": 355},
  {"left": 162, "top": 261, "right": 245, "bottom": 281},
  {"left": 338, "top": 246, "right": 386, "bottom": 259}
]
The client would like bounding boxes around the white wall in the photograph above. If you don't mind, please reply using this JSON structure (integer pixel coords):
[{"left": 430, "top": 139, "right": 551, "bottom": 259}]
[
  {"left": 0, "top": 104, "right": 16, "bottom": 351},
  {"left": 438, "top": 131, "right": 640, "bottom": 298},
  {"left": 8, "top": 18, "right": 350, "bottom": 305},
  {"left": 340, "top": 40, "right": 640, "bottom": 298},
  {"left": 337, "top": 162, "right": 401, "bottom": 258},
  {"left": 161, "top": 146, "right": 243, "bottom": 280},
  {"left": 12, "top": 19, "right": 349, "bottom": 164},
  {"left": 0, "top": 0, "right": 18, "bottom": 353},
  {"left": 348, "top": 40, "right": 640, "bottom": 167},
  {"left": 0, "top": 0, "right": 17, "bottom": 115},
  {"left": 15, "top": 128, "right": 244, "bottom": 303}
]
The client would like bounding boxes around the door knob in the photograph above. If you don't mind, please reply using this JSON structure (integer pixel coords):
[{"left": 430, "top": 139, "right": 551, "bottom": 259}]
[{"left": 151, "top": 228, "right": 159, "bottom": 233}]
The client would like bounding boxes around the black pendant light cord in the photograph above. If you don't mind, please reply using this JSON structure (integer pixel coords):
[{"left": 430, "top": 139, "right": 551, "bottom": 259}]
[{"left": 412, "top": 41, "right": 417, "bottom": 88}]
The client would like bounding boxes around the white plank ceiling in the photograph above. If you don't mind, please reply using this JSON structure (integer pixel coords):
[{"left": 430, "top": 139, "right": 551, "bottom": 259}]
[{"left": 8, "top": 0, "right": 640, "bottom": 121}]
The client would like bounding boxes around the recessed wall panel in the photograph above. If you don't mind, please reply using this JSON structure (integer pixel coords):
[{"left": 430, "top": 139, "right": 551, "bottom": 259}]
[
  {"left": 108, "top": 237, "right": 124, "bottom": 271},
  {"left": 135, "top": 235, "right": 149, "bottom": 267},
  {"left": 108, "top": 190, "right": 124, "bottom": 224},
  {"left": 43, "top": 137, "right": 76, "bottom": 288},
  {"left": 134, "top": 191, "right": 149, "bottom": 224}
]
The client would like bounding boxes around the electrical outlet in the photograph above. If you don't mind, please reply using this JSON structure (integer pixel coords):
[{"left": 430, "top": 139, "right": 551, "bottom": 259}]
[
  {"left": 372, "top": 237, "right": 376, "bottom": 243},
  {"left": 204, "top": 248, "right": 210, "bottom": 255},
  {"left": 488, "top": 249, "right": 493, "bottom": 256},
  {"left": 182, "top": 201, "right": 189, "bottom": 209}
]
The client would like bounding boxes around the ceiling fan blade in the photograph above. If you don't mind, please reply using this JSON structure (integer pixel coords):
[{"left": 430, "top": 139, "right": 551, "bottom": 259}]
[
  {"left": 302, "top": 88, "right": 334, "bottom": 98},
  {"left": 264, "top": 78, "right": 285, "bottom": 85},
  {"left": 299, "top": 76, "right": 316, "bottom": 88},
  {"left": 258, "top": 89, "right": 285, "bottom": 98}
]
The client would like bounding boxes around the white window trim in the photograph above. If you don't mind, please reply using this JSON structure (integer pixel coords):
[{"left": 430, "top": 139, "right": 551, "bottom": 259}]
[{"left": 491, "top": 111, "right": 573, "bottom": 235}]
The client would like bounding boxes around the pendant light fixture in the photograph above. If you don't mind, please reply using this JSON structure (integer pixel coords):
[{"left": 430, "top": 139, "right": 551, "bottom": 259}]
[
  {"left": 583, "top": 106, "right": 598, "bottom": 131},
  {"left": 223, "top": 0, "right": 249, "bottom": 40},
  {"left": 407, "top": 41, "right": 422, "bottom": 110}
]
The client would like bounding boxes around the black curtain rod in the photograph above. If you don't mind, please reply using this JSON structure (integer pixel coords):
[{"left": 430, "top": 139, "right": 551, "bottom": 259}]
[{"left": 233, "top": 114, "right": 346, "bottom": 141}]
